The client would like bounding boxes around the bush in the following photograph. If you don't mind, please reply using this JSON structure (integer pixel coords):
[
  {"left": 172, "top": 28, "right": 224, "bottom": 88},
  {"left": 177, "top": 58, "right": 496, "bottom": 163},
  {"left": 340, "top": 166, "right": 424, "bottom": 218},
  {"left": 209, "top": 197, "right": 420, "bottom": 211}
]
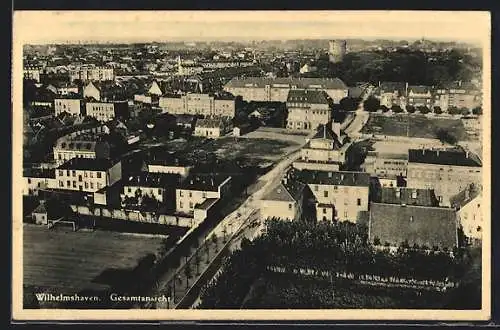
[
  {"left": 418, "top": 106, "right": 431, "bottom": 114},
  {"left": 472, "top": 107, "right": 482, "bottom": 115},
  {"left": 391, "top": 105, "right": 404, "bottom": 113},
  {"left": 363, "top": 97, "right": 381, "bottom": 112},
  {"left": 433, "top": 106, "right": 443, "bottom": 114},
  {"left": 406, "top": 105, "right": 416, "bottom": 113},
  {"left": 436, "top": 128, "right": 458, "bottom": 145}
]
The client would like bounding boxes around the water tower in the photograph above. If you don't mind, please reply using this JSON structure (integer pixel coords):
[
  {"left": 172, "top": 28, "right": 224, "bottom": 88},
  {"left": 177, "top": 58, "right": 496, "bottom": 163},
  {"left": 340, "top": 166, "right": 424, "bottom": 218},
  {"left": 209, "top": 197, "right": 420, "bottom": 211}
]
[{"left": 328, "top": 40, "right": 347, "bottom": 63}]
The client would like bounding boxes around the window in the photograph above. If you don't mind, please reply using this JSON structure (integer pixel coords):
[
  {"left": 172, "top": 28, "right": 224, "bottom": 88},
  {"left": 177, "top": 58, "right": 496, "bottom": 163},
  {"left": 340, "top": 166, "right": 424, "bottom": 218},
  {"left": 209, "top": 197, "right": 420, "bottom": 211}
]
[
  {"left": 59, "top": 170, "right": 63, "bottom": 176},
  {"left": 357, "top": 198, "right": 361, "bottom": 206},
  {"left": 67, "top": 180, "right": 70, "bottom": 187},
  {"left": 128, "top": 187, "right": 132, "bottom": 193},
  {"left": 37, "top": 182, "right": 41, "bottom": 188},
  {"left": 73, "top": 181, "right": 76, "bottom": 188},
  {"left": 344, "top": 211, "right": 348, "bottom": 218},
  {"left": 189, "top": 192, "right": 192, "bottom": 198},
  {"left": 72, "top": 170, "right": 76, "bottom": 177},
  {"left": 179, "top": 201, "right": 184, "bottom": 208},
  {"left": 180, "top": 191, "right": 184, "bottom": 197},
  {"left": 323, "top": 208, "right": 327, "bottom": 214},
  {"left": 324, "top": 191, "right": 329, "bottom": 198},
  {"left": 28, "top": 178, "right": 31, "bottom": 184},
  {"left": 59, "top": 180, "right": 63, "bottom": 187},
  {"left": 97, "top": 172, "right": 102, "bottom": 178},
  {"left": 78, "top": 175, "right": 82, "bottom": 182},
  {"left": 66, "top": 170, "right": 70, "bottom": 176},
  {"left": 189, "top": 202, "right": 193, "bottom": 208},
  {"left": 158, "top": 189, "right": 162, "bottom": 195},
  {"left": 202, "top": 192, "right": 207, "bottom": 198},
  {"left": 289, "top": 203, "right": 293, "bottom": 210},
  {"left": 90, "top": 182, "right": 94, "bottom": 189},
  {"left": 84, "top": 172, "right": 88, "bottom": 178},
  {"left": 97, "top": 183, "right": 102, "bottom": 189}
]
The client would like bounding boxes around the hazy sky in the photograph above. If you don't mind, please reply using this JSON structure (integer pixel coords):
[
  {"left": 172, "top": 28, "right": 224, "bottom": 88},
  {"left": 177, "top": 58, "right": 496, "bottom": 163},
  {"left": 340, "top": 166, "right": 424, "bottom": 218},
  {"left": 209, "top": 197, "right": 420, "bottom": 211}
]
[{"left": 13, "top": 11, "right": 489, "bottom": 45}]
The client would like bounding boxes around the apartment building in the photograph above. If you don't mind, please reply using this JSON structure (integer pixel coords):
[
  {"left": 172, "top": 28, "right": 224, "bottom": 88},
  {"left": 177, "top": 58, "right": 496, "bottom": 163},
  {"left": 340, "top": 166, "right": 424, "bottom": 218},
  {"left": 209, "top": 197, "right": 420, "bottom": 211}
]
[
  {"left": 53, "top": 132, "right": 113, "bottom": 165},
  {"left": 54, "top": 96, "right": 84, "bottom": 116},
  {"left": 293, "top": 123, "right": 347, "bottom": 171},
  {"left": 23, "top": 168, "right": 57, "bottom": 196},
  {"left": 286, "top": 89, "right": 332, "bottom": 131},
  {"left": 406, "top": 85, "right": 433, "bottom": 108},
  {"left": 85, "top": 101, "right": 129, "bottom": 122},
  {"left": 193, "top": 117, "right": 232, "bottom": 138},
  {"left": 296, "top": 169, "right": 370, "bottom": 223},
  {"left": 260, "top": 179, "right": 306, "bottom": 221},
  {"left": 121, "top": 172, "right": 181, "bottom": 204},
  {"left": 224, "top": 77, "right": 348, "bottom": 103},
  {"left": 145, "top": 150, "right": 192, "bottom": 178},
  {"left": 55, "top": 158, "right": 122, "bottom": 193},
  {"left": 406, "top": 148, "right": 482, "bottom": 206},
  {"left": 175, "top": 174, "right": 232, "bottom": 214},
  {"left": 48, "top": 82, "right": 80, "bottom": 96},
  {"left": 434, "top": 81, "right": 481, "bottom": 111},
  {"left": 159, "top": 93, "right": 236, "bottom": 118}
]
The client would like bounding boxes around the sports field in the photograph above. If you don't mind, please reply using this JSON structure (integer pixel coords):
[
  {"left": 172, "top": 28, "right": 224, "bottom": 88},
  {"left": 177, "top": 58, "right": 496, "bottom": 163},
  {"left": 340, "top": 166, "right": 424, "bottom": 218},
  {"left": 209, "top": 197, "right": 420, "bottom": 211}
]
[{"left": 23, "top": 224, "right": 167, "bottom": 295}]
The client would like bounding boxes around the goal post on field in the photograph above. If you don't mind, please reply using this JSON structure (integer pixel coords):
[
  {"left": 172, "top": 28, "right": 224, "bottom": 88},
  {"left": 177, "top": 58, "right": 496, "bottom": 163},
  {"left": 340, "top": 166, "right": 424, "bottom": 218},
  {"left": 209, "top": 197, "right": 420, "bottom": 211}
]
[{"left": 47, "top": 217, "right": 78, "bottom": 232}]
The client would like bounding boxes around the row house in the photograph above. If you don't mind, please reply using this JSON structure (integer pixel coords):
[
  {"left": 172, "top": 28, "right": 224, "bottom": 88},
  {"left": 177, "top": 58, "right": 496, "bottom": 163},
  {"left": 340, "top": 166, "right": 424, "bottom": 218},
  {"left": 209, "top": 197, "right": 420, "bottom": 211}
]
[
  {"left": 175, "top": 174, "right": 232, "bottom": 215},
  {"left": 375, "top": 82, "right": 407, "bottom": 108},
  {"left": 159, "top": 93, "right": 236, "bottom": 118},
  {"left": 293, "top": 123, "right": 347, "bottom": 171},
  {"left": 53, "top": 133, "right": 113, "bottom": 165},
  {"left": 224, "top": 77, "right": 348, "bottom": 103},
  {"left": 295, "top": 169, "right": 370, "bottom": 223},
  {"left": 55, "top": 158, "right": 122, "bottom": 193},
  {"left": 47, "top": 82, "right": 79, "bottom": 96},
  {"left": 83, "top": 81, "right": 125, "bottom": 102},
  {"left": 406, "top": 148, "right": 482, "bottom": 206},
  {"left": 286, "top": 89, "right": 332, "bottom": 131}
]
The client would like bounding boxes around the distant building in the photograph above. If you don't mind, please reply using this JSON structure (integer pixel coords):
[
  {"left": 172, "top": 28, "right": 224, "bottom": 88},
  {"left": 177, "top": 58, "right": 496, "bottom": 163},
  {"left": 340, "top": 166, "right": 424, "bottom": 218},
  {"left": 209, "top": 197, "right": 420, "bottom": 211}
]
[
  {"left": 450, "top": 183, "right": 483, "bottom": 243},
  {"left": 175, "top": 174, "right": 232, "bottom": 214},
  {"left": 406, "top": 148, "right": 482, "bottom": 206},
  {"left": 376, "top": 82, "right": 407, "bottom": 108},
  {"left": 48, "top": 82, "right": 79, "bottom": 96},
  {"left": 299, "top": 63, "right": 318, "bottom": 74},
  {"left": 406, "top": 85, "right": 433, "bottom": 108},
  {"left": 260, "top": 179, "right": 306, "bottom": 221},
  {"left": 286, "top": 89, "right": 332, "bottom": 130},
  {"left": 83, "top": 81, "right": 123, "bottom": 102},
  {"left": 328, "top": 40, "right": 347, "bottom": 63},
  {"left": 54, "top": 96, "right": 84, "bottom": 116},
  {"left": 194, "top": 117, "right": 232, "bottom": 138},
  {"left": 434, "top": 81, "right": 482, "bottom": 111},
  {"left": 295, "top": 169, "right": 370, "bottom": 223},
  {"left": 69, "top": 66, "right": 115, "bottom": 83},
  {"left": 55, "top": 158, "right": 122, "bottom": 193},
  {"left": 159, "top": 93, "right": 236, "bottom": 118},
  {"left": 368, "top": 203, "right": 458, "bottom": 251},
  {"left": 85, "top": 100, "right": 129, "bottom": 122},
  {"left": 293, "top": 123, "right": 347, "bottom": 171},
  {"left": 224, "top": 77, "right": 348, "bottom": 103}
]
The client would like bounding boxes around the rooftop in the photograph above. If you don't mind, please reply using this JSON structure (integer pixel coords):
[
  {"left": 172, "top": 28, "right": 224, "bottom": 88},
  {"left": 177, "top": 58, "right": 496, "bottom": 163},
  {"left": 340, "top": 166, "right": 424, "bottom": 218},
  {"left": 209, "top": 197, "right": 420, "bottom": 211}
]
[
  {"left": 178, "top": 174, "right": 231, "bottom": 192},
  {"left": 407, "top": 85, "right": 432, "bottom": 94},
  {"left": 262, "top": 179, "right": 306, "bottom": 203},
  {"left": 369, "top": 203, "right": 457, "bottom": 249},
  {"left": 408, "top": 148, "right": 482, "bottom": 167},
  {"left": 377, "top": 187, "right": 440, "bottom": 207},
  {"left": 309, "top": 124, "right": 342, "bottom": 148},
  {"left": 378, "top": 82, "right": 407, "bottom": 95},
  {"left": 23, "top": 168, "right": 56, "bottom": 178},
  {"left": 450, "top": 183, "right": 482, "bottom": 209},
  {"left": 295, "top": 169, "right": 370, "bottom": 187},
  {"left": 225, "top": 77, "right": 348, "bottom": 90},
  {"left": 57, "top": 158, "right": 118, "bottom": 171},
  {"left": 286, "top": 89, "right": 330, "bottom": 105},
  {"left": 124, "top": 172, "right": 181, "bottom": 188},
  {"left": 195, "top": 198, "right": 219, "bottom": 210}
]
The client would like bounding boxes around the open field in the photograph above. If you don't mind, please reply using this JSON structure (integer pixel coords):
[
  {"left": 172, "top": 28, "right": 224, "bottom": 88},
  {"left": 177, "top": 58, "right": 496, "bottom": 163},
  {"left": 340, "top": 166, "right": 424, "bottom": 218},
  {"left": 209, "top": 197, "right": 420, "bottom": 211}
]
[
  {"left": 361, "top": 113, "right": 469, "bottom": 140},
  {"left": 23, "top": 224, "right": 167, "bottom": 296}
]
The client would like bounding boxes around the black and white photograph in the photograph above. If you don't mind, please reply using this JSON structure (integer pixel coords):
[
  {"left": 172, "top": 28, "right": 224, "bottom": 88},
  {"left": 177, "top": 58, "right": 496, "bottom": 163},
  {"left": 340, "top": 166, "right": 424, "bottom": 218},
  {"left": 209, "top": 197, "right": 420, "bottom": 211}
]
[{"left": 12, "top": 10, "right": 491, "bottom": 321}]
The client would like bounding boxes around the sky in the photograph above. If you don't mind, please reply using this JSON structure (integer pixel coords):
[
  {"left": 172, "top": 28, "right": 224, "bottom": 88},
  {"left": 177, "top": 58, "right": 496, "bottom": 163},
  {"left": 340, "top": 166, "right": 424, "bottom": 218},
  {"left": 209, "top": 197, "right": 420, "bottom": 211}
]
[{"left": 13, "top": 11, "right": 489, "bottom": 45}]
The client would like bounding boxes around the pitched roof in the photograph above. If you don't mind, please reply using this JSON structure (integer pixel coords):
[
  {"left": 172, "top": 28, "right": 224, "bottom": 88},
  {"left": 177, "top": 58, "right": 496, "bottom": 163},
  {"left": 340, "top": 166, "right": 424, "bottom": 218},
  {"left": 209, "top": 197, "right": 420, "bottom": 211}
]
[
  {"left": 407, "top": 85, "right": 432, "bottom": 94},
  {"left": 178, "top": 174, "right": 231, "bottom": 191},
  {"left": 262, "top": 180, "right": 305, "bottom": 203},
  {"left": 32, "top": 202, "right": 47, "bottom": 214},
  {"left": 196, "top": 117, "right": 229, "bottom": 128},
  {"left": 369, "top": 203, "right": 457, "bottom": 249},
  {"left": 408, "top": 148, "right": 482, "bottom": 167},
  {"left": 124, "top": 171, "right": 181, "bottom": 188},
  {"left": 286, "top": 89, "right": 330, "bottom": 105},
  {"left": 295, "top": 169, "right": 370, "bottom": 187},
  {"left": 378, "top": 82, "right": 407, "bottom": 95},
  {"left": 449, "top": 183, "right": 482, "bottom": 209},
  {"left": 57, "top": 158, "right": 118, "bottom": 171},
  {"left": 377, "top": 187, "right": 440, "bottom": 207},
  {"left": 225, "top": 77, "right": 348, "bottom": 90}
]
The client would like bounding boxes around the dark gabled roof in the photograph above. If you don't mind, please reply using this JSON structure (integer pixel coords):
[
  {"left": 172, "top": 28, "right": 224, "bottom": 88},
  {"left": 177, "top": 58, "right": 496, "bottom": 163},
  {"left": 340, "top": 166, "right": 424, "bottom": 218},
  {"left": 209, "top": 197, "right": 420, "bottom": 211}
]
[
  {"left": 123, "top": 171, "right": 181, "bottom": 188},
  {"left": 309, "top": 124, "right": 342, "bottom": 149},
  {"left": 195, "top": 198, "right": 219, "bottom": 210},
  {"left": 449, "top": 183, "right": 482, "bottom": 209},
  {"left": 286, "top": 89, "right": 330, "bottom": 105},
  {"left": 178, "top": 174, "right": 231, "bottom": 192},
  {"left": 378, "top": 187, "right": 440, "bottom": 207},
  {"left": 378, "top": 82, "right": 407, "bottom": 95},
  {"left": 262, "top": 180, "right": 306, "bottom": 203},
  {"left": 369, "top": 203, "right": 457, "bottom": 249},
  {"left": 23, "top": 168, "right": 56, "bottom": 178},
  {"left": 147, "top": 150, "right": 190, "bottom": 167},
  {"left": 57, "top": 158, "right": 118, "bottom": 171},
  {"left": 225, "top": 77, "right": 348, "bottom": 90},
  {"left": 408, "top": 148, "right": 482, "bottom": 167},
  {"left": 295, "top": 169, "right": 370, "bottom": 187},
  {"left": 407, "top": 85, "right": 432, "bottom": 94},
  {"left": 196, "top": 117, "right": 230, "bottom": 128}
]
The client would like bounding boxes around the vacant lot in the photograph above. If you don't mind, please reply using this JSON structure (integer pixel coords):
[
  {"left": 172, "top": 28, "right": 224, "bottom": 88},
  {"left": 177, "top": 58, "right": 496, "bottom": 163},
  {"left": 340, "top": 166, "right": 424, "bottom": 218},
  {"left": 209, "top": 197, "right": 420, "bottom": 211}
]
[
  {"left": 361, "top": 113, "right": 469, "bottom": 140},
  {"left": 23, "top": 225, "right": 167, "bottom": 296}
]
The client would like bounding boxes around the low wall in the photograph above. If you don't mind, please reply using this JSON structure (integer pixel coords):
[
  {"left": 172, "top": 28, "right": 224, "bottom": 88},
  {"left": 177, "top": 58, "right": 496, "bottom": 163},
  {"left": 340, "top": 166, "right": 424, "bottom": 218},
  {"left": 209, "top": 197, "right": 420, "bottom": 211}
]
[{"left": 71, "top": 205, "right": 199, "bottom": 227}]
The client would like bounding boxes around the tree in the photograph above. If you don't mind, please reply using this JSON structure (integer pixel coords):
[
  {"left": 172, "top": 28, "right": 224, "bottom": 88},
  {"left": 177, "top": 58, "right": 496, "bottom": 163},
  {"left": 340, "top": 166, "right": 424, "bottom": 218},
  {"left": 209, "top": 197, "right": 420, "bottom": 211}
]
[
  {"left": 380, "top": 105, "right": 390, "bottom": 113},
  {"left": 211, "top": 233, "right": 219, "bottom": 252},
  {"left": 194, "top": 252, "right": 201, "bottom": 276},
  {"left": 406, "top": 105, "right": 416, "bottom": 113},
  {"left": 472, "top": 107, "right": 482, "bottom": 115},
  {"left": 460, "top": 107, "right": 471, "bottom": 116},
  {"left": 391, "top": 105, "right": 403, "bottom": 113},
  {"left": 448, "top": 106, "right": 461, "bottom": 115},
  {"left": 433, "top": 106, "right": 443, "bottom": 115},
  {"left": 184, "top": 263, "right": 192, "bottom": 289},
  {"left": 363, "top": 97, "right": 380, "bottom": 112},
  {"left": 339, "top": 97, "right": 359, "bottom": 112},
  {"left": 418, "top": 106, "right": 431, "bottom": 114},
  {"left": 436, "top": 128, "right": 458, "bottom": 145},
  {"left": 222, "top": 226, "right": 228, "bottom": 243}
]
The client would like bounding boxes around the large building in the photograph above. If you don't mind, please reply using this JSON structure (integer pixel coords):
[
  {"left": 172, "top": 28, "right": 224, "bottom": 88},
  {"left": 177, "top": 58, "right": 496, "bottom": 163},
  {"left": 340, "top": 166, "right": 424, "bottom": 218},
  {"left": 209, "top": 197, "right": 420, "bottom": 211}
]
[
  {"left": 193, "top": 117, "right": 232, "bottom": 138},
  {"left": 362, "top": 151, "right": 408, "bottom": 186},
  {"left": 406, "top": 85, "right": 433, "bottom": 108},
  {"left": 434, "top": 81, "right": 482, "bottom": 111},
  {"left": 328, "top": 40, "right": 347, "bottom": 63},
  {"left": 55, "top": 158, "right": 122, "bottom": 193},
  {"left": 286, "top": 89, "right": 332, "bottom": 130},
  {"left": 159, "top": 93, "right": 236, "bottom": 118},
  {"left": 23, "top": 168, "right": 57, "bottom": 196},
  {"left": 295, "top": 169, "right": 370, "bottom": 223},
  {"left": 376, "top": 82, "right": 407, "bottom": 108},
  {"left": 121, "top": 172, "right": 181, "bottom": 207},
  {"left": 293, "top": 123, "right": 348, "bottom": 171},
  {"left": 406, "top": 148, "right": 482, "bottom": 206},
  {"left": 54, "top": 96, "right": 84, "bottom": 116},
  {"left": 85, "top": 100, "right": 129, "bottom": 122},
  {"left": 175, "top": 174, "right": 232, "bottom": 214},
  {"left": 24, "top": 66, "right": 42, "bottom": 82},
  {"left": 260, "top": 179, "right": 306, "bottom": 221},
  {"left": 224, "top": 77, "right": 348, "bottom": 103}
]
